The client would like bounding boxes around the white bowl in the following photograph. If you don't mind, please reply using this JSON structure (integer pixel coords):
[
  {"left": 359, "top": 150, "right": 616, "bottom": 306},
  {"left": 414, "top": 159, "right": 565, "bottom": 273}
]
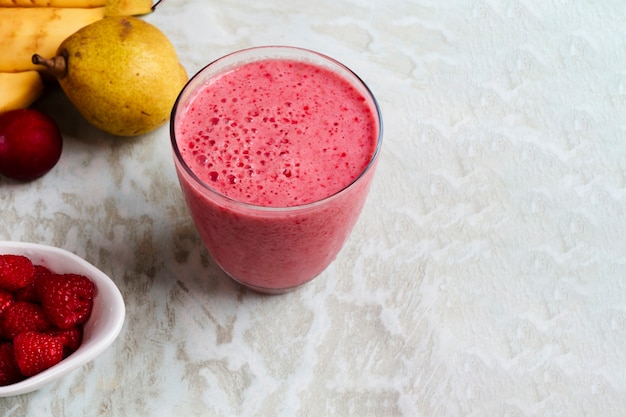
[{"left": 0, "top": 241, "right": 125, "bottom": 397}]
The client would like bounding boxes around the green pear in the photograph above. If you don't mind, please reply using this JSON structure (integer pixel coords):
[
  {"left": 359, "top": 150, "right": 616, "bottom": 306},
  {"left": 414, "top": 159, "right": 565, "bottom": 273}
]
[{"left": 33, "top": 16, "right": 188, "bottom": 137}]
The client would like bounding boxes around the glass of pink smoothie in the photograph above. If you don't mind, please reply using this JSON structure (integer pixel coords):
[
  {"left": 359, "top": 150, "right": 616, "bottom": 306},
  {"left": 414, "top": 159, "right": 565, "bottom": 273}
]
[{"left": 170, "top": 46, "right": 382, "bottom": 294}]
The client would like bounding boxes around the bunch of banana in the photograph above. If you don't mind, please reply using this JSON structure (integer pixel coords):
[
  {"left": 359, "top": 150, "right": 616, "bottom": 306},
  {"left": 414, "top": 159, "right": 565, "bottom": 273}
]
[{"left": 0, "top": 0, "right": 153, "bottom": 112}]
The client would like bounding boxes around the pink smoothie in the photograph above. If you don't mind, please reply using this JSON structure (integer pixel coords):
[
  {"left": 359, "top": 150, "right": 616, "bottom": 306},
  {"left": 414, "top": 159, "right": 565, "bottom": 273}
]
[{"left": 173, "top": 51, "right": 381, "bottom": 292}]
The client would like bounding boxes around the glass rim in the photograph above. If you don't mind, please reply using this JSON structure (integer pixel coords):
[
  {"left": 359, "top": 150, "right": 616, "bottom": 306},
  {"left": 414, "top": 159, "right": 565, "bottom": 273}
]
[{"left": 170, "top": 45, "right": 383, "bottom": 212}]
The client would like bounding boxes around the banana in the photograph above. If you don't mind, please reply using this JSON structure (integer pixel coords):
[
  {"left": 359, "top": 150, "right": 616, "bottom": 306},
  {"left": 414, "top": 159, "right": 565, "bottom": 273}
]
[
  {"left": 0, "top": 7, "right": 106, "bottom": 73},
  {"left": 0, "top": 71, "right": 45, "bottom": 113}
]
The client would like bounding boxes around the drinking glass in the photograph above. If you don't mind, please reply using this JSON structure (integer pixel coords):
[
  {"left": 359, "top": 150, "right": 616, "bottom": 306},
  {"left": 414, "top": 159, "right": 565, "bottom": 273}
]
[{"left": 170, "top": 46, "right": 382, "bottom": 294}]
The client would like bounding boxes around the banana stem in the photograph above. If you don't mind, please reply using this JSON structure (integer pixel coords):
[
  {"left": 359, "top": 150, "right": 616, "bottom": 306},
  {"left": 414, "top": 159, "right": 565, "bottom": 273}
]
[
  {"left": 152, "top": 0, "right": 164, "bottom": 10},
  {"left": 32, "top": 54, "right": 68, "bottom": 79}
]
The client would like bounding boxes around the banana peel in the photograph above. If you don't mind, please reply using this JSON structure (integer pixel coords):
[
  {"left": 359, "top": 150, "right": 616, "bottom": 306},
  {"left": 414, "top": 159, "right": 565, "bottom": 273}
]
[{"left": 0, "top": 0, "right": 153, "bottom": 15}]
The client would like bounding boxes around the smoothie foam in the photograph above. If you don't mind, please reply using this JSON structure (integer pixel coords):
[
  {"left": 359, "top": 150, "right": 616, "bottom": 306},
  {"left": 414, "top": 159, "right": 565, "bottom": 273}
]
[{"left": 176, "top": 59, "right": 377, "bottom": 207}]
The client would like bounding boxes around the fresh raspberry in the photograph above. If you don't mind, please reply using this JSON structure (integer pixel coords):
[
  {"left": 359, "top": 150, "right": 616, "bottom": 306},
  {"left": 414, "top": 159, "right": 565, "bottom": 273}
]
[
  {"left": 1, "top": 301, "right": 52, "bottom": 340},
  {"left": 40, "top": 274, "right": 95, "bottom": 329},
  {"left": 0, "top": 255, "right": 36, "bottom": 292},
  {"left": 46, "top": 327, "right": 82, "bottom": 357},
  {"left": 13, "top": 331, "right": 64, "bottom": 377},
  {"left": 0, "top": 342, "right": 22, "bottom": 386},
  {"left": 0, "top": 288, "right": 14, "bottom": 316},
  {"left": 16, "top": 265, "right": 53, "bottom": 302}
]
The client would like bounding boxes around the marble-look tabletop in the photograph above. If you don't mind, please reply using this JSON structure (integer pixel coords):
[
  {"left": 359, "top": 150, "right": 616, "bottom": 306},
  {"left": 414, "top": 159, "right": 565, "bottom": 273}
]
[{"left": 3, "top": 0, "right": 626, "bottom": 416}]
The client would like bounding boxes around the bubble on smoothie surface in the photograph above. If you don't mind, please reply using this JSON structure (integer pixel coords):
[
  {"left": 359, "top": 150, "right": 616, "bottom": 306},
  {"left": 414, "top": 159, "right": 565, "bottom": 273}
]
[{"left": 177, "top": 59, "right": 377, "bottom": 207}]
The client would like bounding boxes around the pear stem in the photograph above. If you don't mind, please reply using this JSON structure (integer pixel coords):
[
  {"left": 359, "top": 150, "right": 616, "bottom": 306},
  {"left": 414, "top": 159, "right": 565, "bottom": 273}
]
[{"left": 32, "top": 54, "right": 68, "bottom": 79}]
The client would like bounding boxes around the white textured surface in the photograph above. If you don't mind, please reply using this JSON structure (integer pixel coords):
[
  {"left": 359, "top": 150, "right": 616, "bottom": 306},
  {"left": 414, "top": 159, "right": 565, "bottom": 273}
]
[{"left": 2, "top": 0, "right": 626, "bottom": 415}]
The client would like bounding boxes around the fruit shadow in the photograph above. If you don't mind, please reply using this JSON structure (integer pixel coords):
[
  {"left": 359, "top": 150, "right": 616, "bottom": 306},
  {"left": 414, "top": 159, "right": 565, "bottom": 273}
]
[
  {"left": 102, "top": 200, "right": 268, "bottom": 309},
  {"left": 32, "top": 84, "right": 91, "bottom": 140},
  {"left": 110, "top": 214, "right": 269, "bottom": 343},
  {"left": 154, "top": 220, "right": 273, "bottom": 303}
]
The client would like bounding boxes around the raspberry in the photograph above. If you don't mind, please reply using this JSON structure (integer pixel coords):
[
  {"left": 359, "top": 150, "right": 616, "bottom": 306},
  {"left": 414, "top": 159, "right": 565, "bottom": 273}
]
[
  {"left": 1, "top": 301, "right": 52, "bottom": 340},
  {"left": 0, "top": 288, "right": 14, "bottom": 316},
  {"left": 0, "top": 255, "right": 36, "bottom": 292},
  {"left": 13, "top": 331, "right": 64, "bottom": 377},
  {"left": 46, "top": 327, "right": 82, "bottom": 357},
  {"left": 16, "top": 265, "right": 53, "bottom": 302},
  {"left": 40, "top": 274, "right": 95, "bottom": 329},
  {"left": 0, "top": 342, "right": 22, "bottom": 386}
]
